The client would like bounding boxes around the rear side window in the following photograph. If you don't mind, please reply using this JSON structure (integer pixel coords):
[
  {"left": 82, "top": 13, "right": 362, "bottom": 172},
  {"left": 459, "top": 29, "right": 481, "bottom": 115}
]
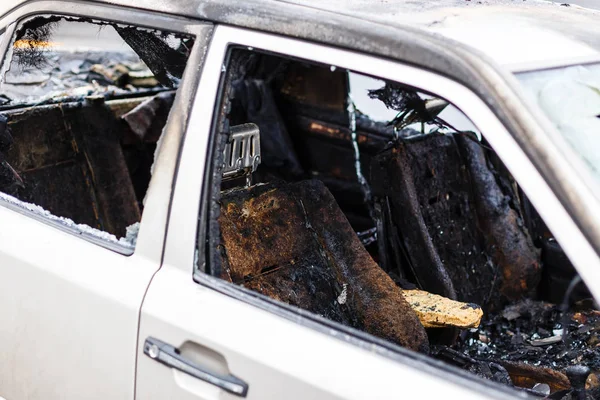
[{"left": 0, "top": 15, "right": 193, "bottom": 251}]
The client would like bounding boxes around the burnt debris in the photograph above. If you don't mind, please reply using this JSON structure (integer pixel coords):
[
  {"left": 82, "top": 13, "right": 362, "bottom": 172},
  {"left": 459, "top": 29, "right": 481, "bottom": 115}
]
[
  {"left": 458, "top": 300, "right": 600, "bottom": 372},
  {"left": 368, "top": 82, "right": 452, "bottom": 132},
  {"left": 455, "top": 300, "right": 600, "bottom": 397}
]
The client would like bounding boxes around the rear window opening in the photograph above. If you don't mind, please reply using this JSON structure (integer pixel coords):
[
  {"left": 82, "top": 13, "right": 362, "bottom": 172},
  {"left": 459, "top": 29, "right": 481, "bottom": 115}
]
[
  {"left": 0, "top": 15, "right": 193, "bottom": 250},
  {"left": 205, "top": 48, "right": 600, "bottom": 398}
]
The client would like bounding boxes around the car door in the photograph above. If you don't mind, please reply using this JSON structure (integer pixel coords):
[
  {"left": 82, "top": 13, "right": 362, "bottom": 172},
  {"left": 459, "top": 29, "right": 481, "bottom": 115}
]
[
  {"left": 0, "top": 3, "right": 209, "bottom": 400},
  {"left": 136, "top": 25, "right": 543, "bottom": 400}
]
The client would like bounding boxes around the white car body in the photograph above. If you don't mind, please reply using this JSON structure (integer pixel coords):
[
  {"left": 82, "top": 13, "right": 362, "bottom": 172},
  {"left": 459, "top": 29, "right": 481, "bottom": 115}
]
[{"left": 0, "top": 1, "right": 598, "bottom": 399}]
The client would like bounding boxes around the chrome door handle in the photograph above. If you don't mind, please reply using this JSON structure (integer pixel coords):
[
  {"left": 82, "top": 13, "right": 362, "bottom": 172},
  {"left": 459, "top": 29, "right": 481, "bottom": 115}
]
[{"left": 144, "top": 337, "right": 249, "bottom": 397}]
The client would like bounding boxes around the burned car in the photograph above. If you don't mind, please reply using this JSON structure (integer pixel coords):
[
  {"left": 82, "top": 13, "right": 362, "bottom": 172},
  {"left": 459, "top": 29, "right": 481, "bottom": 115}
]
[{"left": 0, "top": 0, "right": 599, "bottom": 399}]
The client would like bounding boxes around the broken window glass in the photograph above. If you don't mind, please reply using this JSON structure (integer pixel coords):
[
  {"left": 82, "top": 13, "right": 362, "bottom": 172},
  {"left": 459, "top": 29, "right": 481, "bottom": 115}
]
[
  {"left": 517, "top": 63, "right": 600, "bottom": 186},
  {"left": 1, "top": 16, "right": 191, "bottom": 106},
  {"left": 0, "top": 15, "right": 193, "bottom": 250},
  {"left": 349, "top": 72, "right": 481, "bottom": 138},
  {"left": 201, "top": 47, "right": 598, "bottom": 398}
]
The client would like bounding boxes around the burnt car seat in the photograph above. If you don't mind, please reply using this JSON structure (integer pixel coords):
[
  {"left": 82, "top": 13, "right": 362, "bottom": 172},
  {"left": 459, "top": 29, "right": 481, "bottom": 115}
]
[
  {"left": 371, "top": 133, "right": 541, "bottom": 311},
  {"left": 216, "top": 179, "right": 429, "bottom": 353},
  {"left": 2, "top": 98, "right": 140, "bottom": 237}
]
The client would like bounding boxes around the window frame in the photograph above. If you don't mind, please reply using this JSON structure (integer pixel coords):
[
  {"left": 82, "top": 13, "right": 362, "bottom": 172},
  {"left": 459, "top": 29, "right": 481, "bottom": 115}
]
[
  {"left": 0, "top": 1, "right": 208, "bottom": 255},
  {"left": 162, "top": 23, "right": 600, "bottom": 395}
]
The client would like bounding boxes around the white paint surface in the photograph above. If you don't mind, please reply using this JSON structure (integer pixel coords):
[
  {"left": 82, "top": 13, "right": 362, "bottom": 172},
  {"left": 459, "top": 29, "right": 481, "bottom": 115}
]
[
  {"left": 429, "top": 15, "right": 599, "bottom": 69},
  {"left": 286, "top": 0, "right": 600, "bottom": 70},
  {"left": 0, "top": 206, "right": 158, "bottom": 400}
]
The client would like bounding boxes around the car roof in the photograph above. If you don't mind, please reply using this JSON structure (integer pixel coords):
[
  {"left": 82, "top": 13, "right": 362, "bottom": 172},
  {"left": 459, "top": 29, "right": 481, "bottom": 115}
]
[
  {"left": 286, "top": 0, "right": 600, "bottom": 71},
  {"left": 2, "top": 0, "right": 599, "bottom": 72}
]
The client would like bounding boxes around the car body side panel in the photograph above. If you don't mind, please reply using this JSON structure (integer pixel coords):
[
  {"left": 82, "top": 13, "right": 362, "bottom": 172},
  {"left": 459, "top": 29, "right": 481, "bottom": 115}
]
[
  {"left": 137, "top": 266, "right": 491, "bottom": 400},
  {"left": 0, "top": 207, "right": 156, "bottom": 400}
]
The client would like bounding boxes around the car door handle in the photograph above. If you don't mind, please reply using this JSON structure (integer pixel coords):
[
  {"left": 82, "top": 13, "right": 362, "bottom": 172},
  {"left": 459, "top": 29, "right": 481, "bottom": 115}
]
[{"left": 144, "top": 337, "right": 249, "bottom": 397}]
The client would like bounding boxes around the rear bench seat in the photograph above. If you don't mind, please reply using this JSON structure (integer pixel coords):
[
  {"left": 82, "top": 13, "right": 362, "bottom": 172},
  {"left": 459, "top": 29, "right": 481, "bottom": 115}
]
[{"left": 2, "top": 98, "right": 140, "bottom": 237}]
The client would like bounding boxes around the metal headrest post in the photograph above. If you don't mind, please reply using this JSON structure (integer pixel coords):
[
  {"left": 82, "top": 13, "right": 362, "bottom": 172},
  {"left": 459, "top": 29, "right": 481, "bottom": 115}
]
[{"left": 222, "top": 123, "right": 261, "bottom": 188}]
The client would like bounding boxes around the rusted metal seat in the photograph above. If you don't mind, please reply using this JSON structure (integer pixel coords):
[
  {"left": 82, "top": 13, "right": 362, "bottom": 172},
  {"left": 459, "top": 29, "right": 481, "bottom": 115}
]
[
  {"left": 371, "top": 133, "right": 541, "bottom": 311},
  {"left": 217, "top": 179, "right": 430, "bottom": 352}
]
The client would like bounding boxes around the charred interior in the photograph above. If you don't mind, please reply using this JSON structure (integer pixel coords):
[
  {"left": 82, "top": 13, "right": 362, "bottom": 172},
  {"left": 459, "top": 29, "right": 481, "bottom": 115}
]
[
  {"left": 0, "top": 16, "right": 192, "bottom": 244},
  {"left": 207, "top": 49, "right": 600, "bottom": 398}
]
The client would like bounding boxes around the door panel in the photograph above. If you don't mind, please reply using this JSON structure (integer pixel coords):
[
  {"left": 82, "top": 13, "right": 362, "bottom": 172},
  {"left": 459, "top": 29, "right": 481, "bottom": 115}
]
[
  {"left": 0, "top": 6, "right": 207, "bottom": 399},
  {"left": 135, "top": 25, "right": 499, "bottom": 400},
  {"left": 0, "top": 207, "right": 157, "bottom": 400},
  {"left": 137, "top": 267, "right": 486, "bottom": 400}
]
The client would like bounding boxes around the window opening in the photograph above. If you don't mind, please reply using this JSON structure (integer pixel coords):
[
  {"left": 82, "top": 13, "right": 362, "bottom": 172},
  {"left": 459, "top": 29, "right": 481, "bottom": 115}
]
[
  {"left": 203, "top": 47, "right": 598, "bottom": 398},
  {"left": 0, "top": 15, "right": 194, "bottom": 250}
]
